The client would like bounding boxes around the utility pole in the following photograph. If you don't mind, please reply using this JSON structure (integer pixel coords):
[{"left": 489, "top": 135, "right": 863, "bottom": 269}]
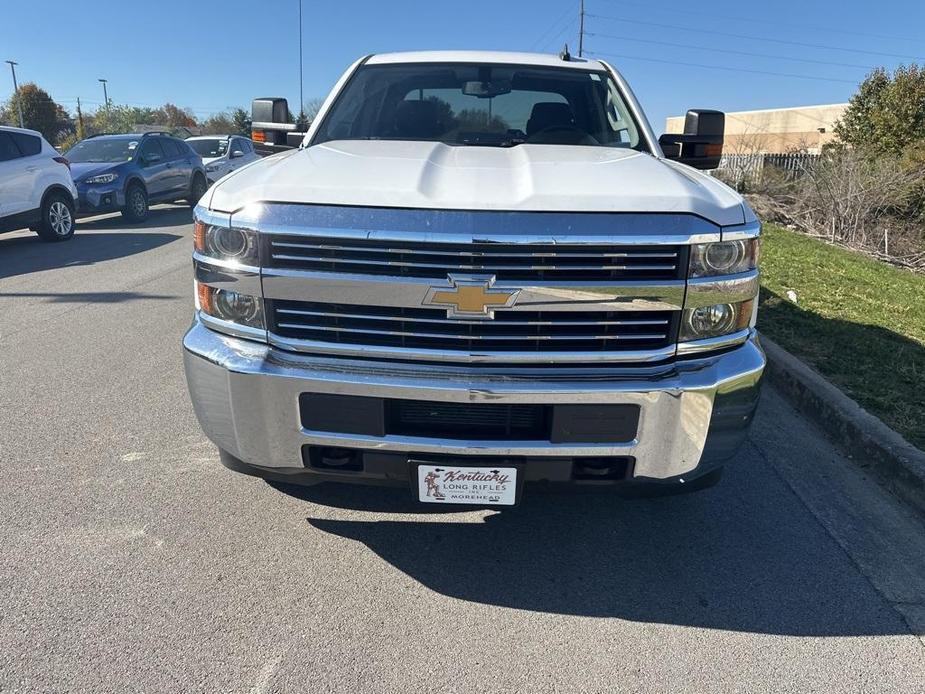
[
  {"left": 578, "top": 0, "right": 585, "bottom": 57},
  {"left": 298, "top": 0, "right": 305, "bottom": 123},
  {"left": 98, "top": 78, "right": 109, "bottom": 107},
  {"left": 5, "top": 60, "right": 24, "bottom": 128},
  {"left": 76, "top": 97, "right": 85, "bottom": 139}
]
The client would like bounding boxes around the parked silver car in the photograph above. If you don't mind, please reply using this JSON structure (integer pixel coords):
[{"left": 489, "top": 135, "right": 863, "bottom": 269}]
[{"left": 186, "top": 135, "right": 259, "bottom": 184}]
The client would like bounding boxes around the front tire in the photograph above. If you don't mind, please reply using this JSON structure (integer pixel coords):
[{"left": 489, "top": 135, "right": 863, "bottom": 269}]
[
  {"left": 121, "top": 184, "right": 149, "bottom": 223},
  {"left": 35, "top": 191, "right": 76, "bottom": 242},
  {"left": 187, "top": 173, "right": 207, "bottom": 206}
]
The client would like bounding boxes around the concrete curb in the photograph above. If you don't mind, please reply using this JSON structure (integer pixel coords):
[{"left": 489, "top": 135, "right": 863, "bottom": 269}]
[{"left": 761, "top": 335, "right": 925, "bottom": 518}]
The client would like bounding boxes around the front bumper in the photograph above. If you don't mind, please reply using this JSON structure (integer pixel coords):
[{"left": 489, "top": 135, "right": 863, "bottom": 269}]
[
  {"left": 76, "top": 184, "right": 124, "bottom": 213},
  {"left": 183, "top": 319, "right": 765, "bottom": 486}
]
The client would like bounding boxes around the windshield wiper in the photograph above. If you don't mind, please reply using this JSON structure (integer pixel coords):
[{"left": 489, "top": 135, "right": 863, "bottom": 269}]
[{"left": 457, "top": 138, "right": 526, "bottom": 148}]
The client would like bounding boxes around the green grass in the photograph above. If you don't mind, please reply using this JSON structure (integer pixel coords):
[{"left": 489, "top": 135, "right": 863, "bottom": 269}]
[{"left": 757, "top": 224, "right": 925, "bottom": 449}]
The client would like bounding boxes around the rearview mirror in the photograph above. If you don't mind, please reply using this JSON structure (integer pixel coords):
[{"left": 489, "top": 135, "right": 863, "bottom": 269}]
[
  {"left": 659, "top": 109, "right": 725, "bottom": 170},
  {"left": 462, "top": 80, "right": 512, "bottom": 98},
  {"left": 230, "top": 150, "right": 244, "bottom": 159}
]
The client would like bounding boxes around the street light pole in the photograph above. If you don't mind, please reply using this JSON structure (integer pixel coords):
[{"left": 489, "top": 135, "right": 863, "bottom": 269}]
[
  {"left": 5, "top": 60, "right": 24, "bottom": 128},
  {"left": 98, "top": 78, "right": 109, "bottom": 107}
]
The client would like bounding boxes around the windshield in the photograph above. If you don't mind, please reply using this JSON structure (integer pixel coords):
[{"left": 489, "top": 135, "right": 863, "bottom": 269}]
[
  {"left": 313, "top": 63, "right": 644, "bottom": 149},
  {"left": 65, "top": 138, "right": 138, "bottom": 163},
  {"left": 187, "top": 138, "right": 228, "bottom": 158}
]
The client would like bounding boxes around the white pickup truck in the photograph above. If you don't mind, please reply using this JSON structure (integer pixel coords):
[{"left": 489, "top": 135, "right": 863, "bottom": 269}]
[{"left": 184, "top": 50, "right": 764, "bottom": 506}]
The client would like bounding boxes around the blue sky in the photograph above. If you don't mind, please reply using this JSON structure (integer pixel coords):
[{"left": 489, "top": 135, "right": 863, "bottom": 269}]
[{"left": 3, "top": 0, "right": 924, "bottom": 130}]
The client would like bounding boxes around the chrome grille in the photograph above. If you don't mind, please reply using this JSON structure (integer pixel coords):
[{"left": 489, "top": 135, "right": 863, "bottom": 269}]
[
  {"left": 264, "top": 235, "right": 685, "bottom": 281},
  {"left": 269, "top": 301, "right": 678, "bottom": 353}
]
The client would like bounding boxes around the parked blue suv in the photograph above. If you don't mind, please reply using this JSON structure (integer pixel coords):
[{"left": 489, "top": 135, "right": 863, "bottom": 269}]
[{"left": 65, "top": 132, "right": 208, "bottom": 222}]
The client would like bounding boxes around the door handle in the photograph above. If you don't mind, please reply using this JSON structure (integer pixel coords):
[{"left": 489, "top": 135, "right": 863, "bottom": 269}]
[
  {"left": 26, "top": 166, "right": 38, "bottom": 172},
  {"left": 165, "top": 163, "right": 173, "bottom": 168}
]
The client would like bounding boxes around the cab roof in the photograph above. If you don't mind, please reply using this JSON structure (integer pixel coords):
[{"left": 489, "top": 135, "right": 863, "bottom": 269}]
[{"left": 365, "top": 50, "right": 607, "bottom": 71}]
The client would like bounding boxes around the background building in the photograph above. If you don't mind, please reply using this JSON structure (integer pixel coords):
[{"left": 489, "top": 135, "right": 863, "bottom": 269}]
[{"left": 665, "top": 103, "right": 848, "bottom": 154}]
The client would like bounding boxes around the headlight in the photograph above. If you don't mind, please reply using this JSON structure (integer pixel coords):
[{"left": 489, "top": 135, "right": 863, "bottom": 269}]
[
  {"left": 196, "top": 283, "right": 265, "bottom": 329},
  {"left": 85, "top": 173, "right": 118, "bottom": 184},
  {"left": 689, "top": 239, "right": 760, "bottom": 278},
  {"left": 680, "top": 299, "right": 754, "bottom": 342},
  {"left": 194, "top": 222, "right": 258, "bottom": 265}
]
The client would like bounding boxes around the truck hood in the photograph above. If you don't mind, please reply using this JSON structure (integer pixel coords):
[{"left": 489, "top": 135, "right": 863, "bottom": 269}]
[{"left": 207, "top": 140, "right": 745, "bottom": 226}]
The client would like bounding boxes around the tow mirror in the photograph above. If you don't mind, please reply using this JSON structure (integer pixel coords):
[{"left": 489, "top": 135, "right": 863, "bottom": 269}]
[
  {"left": 659, "top": 109, "right": 725, "bottom": 170},
  {"left": 251, "top": 97, "right": 297, "bottom": 147}
]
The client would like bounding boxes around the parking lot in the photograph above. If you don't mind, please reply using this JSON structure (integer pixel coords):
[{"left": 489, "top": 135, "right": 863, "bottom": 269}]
[{"left": 1, "top": 206, "right": 925, "bottom": 692}]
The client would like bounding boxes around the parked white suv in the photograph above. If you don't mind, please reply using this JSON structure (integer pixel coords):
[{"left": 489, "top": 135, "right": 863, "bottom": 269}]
[
  {"left": 186, "top": 135, "right": 259, "bottom": 184},
  {"left": 0, "top": 125, "right": 78, "bottom": 241}
]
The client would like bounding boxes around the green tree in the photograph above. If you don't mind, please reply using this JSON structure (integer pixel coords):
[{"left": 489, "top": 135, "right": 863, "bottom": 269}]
[
  {"left": 90, "top": 104, "right": 146, "bottom": 134},
  {"left": 835, "top": 64, "right": 925, "bottom": 155},
  {"left": 231, "top": 108, "right": 251, "bottom": 137},
  {"left": 200, "top": 112, "right": 235, "bottom": 135},
  {"left": 1, "top": 83, "right": 72, "bottom": 143}
]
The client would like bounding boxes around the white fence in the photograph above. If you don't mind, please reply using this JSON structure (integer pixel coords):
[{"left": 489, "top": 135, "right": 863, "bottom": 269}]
[{"left": 714, "top": 153, "right": 820, "bottom": 187}]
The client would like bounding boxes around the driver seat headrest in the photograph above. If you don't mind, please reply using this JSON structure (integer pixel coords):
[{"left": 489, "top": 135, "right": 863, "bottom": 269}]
[{"left": 526, "top": 102, "right": 576, "bottom": 136}]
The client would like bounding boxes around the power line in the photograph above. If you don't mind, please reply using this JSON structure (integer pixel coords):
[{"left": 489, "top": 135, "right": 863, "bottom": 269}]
[
  {"left": 588, "top": 49, "right": 861, "bottom": 84},
  {"left": 585, "top": 12, "right": 925, "bottom": 61},
  {"left": 586, "top": 31, "right": 878, "bottom": 71},
  {"left": 530, "top": 5, "right": 575, "bottom": 50},
  {"left": 547, "top": 17, "right": 578, "bottom": 52},
  {"left": 596, "top": 0, "right": 925, "bottom": 44}
]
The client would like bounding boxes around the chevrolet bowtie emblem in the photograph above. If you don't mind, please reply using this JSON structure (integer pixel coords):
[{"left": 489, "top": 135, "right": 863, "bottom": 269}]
[{"left": 423, "top": 275, "right": 520, "bottom": 319}]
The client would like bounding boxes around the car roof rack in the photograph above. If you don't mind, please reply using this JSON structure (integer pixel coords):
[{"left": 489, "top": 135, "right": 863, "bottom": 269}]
[{"left": 85, "top": 131, "right": 175, "bottom": 139}]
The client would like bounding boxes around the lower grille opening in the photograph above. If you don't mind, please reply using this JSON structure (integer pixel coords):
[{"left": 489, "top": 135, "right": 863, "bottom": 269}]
[
  {"left": 388, "top": 401, "right": 548, "bottom": 440},
  {"left": 300, "top": 394, "right": 641, "bottom": 443}
]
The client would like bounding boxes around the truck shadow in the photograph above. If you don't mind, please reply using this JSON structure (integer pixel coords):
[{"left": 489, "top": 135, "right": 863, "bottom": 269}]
[{"left": 274, "top": 442, "right": 910, "bottom": 637}]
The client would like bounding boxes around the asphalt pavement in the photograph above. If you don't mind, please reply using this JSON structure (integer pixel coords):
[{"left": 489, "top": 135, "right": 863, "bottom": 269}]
[{"left": 1, "top": 206, "right": 924, "bottom": 693}]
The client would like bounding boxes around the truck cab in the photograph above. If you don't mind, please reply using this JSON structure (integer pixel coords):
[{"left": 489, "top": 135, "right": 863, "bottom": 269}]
[{"left": 183, "top": 50, "right": 764, "bottom": 506}]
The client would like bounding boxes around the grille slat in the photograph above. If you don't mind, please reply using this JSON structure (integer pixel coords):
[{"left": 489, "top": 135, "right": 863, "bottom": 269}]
[
  {"left": 273, "top": 241, "right": 678, "bottom": 259},
  {"left": 277, "top": 323, "right": 668, "bottom": 341},
  {"left": 270, "top": 254, "right": 677, "bottom": 272},
  {"left": 276, "top": 307, "right": 670, "bottom": 327},
  {"left": 270, "top": 301, "right": 677, "bottom": 353},
  {"left": 265, "top": 235, "right": 685, "bottom": 281}
]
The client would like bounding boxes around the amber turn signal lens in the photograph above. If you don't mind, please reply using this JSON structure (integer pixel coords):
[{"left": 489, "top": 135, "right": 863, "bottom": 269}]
[
  {"left": 196, "top": 282, "right": 214, "bottom": 314},
  {"left": 252, "top": 130, "right": 266, "bottom": 143},
  {"left": 194, "top": 221, "right": 207, "bottom": 253},
  {"left": 735, "top": 299, "right": 755, "bottom": 331}
]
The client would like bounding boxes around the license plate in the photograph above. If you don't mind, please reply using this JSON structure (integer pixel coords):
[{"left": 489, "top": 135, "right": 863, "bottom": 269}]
[{"left": 416, "top": 464, "right": 518, "bottom": 506}]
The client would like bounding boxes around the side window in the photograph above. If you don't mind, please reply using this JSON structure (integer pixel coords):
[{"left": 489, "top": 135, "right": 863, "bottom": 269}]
[
  {"left": 161, "top": 138, "right": 183, "bottom": 159},
  {"left": 140, "top": 138, "right": 165, "bottom": 161},
  {"left": 0, "top": 132, "right": 21, "bottom": 162},
  {"left": 243, "top": 140, "right": 253, "bottom": 153},
  {"left": 10, "top": 132, "right": 42, "bottom": 157}
]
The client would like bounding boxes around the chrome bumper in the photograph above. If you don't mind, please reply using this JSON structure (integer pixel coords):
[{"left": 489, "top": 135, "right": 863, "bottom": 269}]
[{"left": 183, "top": 319, "right": 765, "bottom": 482}]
